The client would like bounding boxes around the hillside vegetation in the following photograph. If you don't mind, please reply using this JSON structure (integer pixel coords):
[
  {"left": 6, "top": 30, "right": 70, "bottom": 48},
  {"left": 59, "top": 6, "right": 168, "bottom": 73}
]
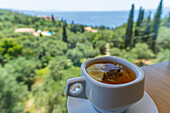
[{"left": 0, "top": 1, "right": 169, "bottom": 112}]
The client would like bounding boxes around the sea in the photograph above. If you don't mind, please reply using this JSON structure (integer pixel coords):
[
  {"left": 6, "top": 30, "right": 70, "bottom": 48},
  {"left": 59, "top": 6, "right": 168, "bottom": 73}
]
[{"left": 14, "top": 8, "right": 170, "bottom": 28}]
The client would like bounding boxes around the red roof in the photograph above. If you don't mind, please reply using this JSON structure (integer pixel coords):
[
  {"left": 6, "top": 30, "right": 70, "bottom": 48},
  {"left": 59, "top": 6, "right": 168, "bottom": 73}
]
[{"left": 43, "top": 16, "right": 52, "bottom": 21}]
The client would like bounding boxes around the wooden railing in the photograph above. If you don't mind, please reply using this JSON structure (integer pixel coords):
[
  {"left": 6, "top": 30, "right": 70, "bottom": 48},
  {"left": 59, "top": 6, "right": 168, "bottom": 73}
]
[{"left": 141, "top": 61, "right": 170, "bottom": 113}]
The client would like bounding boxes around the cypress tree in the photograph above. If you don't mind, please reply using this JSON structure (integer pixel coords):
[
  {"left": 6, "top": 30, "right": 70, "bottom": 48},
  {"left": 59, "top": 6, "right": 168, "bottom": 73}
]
[
  {"left": 62, "top": 23, "right": 68, "bottom": 43},
  {"left": 124, "top": 4, "right": 135, "bottom": 49},
  {"left": 51, "top": 14, "right": 55, "bottom": 22},
  {"left": 70, "top": 21, "right": 74, "bottom": 32},
  {"left": 71, "top": 21, "right": 77, "bottom": 33},
  {"left": 144, "top": 12, "right": 151, "bottom": 43},
  {"left": 80, "top": 25, "right": 85, "bottom": 33},
  {"left": 135, "top": 7, "right": 143, "bottom": 36},
  {"left": 151, "top": 0, "right": 163, "bottom": 52},
  {"left": 133, "top": 7, "right": 144, "bottom": 46},
  {"left": 74, "top": 25, "right": 77, "bottom": 33},
  {"left": 141, "top": 9, "right": 144, "bottom": 22}
]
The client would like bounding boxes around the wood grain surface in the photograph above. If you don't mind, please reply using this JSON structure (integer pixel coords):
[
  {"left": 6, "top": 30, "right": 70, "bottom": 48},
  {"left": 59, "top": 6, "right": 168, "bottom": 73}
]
[{"left": 141, "top": 61, "right": 170, "bottom": 113}]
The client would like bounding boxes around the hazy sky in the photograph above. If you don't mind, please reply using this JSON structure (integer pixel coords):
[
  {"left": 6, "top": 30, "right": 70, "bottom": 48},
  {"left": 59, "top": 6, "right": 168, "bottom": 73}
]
[{"left": 0, "top": 0, "right": 169, "bottom": 11}]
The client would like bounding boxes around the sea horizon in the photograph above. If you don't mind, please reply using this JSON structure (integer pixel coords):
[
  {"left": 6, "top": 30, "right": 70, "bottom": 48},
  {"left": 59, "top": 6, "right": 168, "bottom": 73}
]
[{"left": 1, "top": 7, "right": 169, "bottom": 28}]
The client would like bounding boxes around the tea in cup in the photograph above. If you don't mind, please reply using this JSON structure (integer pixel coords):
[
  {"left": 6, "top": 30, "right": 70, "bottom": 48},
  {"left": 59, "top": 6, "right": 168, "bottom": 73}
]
[{"left": 65, "top": 56, "right": 145, "bottom": 113}]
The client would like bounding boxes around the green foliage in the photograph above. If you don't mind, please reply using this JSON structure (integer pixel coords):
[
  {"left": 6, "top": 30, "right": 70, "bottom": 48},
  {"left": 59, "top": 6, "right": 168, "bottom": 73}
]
[
  {"left": 68, "top": 33, "right": 80, "bottom": 48},
  {"left": 76, "top": 41, "right": 100, "bottom": 58},
  {"left": 125, "top": 4, "right": 134, "bottom": 48},
  {"left": 48, "top": 56, "right": 70, "bottom": 81},
  {"left": 120, "top": 50, "right": 138, "bottom": 63},
  {"left": 70, "top": 22, "right": 85, "bottom": 34},
  {"left": 154, "top": 49, "right": 170, "bottom": 63},
  {"left": 0, "top": 38, "right": 23, "bottom": 64},
  {"left": 95, "top": 40, "right": 106, "bottom": 54},
  {"left": 33, "top": 75, "right": 67, "bottom": 113},
  {"left": 110, "top": 25, "right": 126, "bottom": 49},
  {"left": 143, "top": 12, "right": 152, "bottom": 43},
  {"left": 45, "top": 40, "right": 68, "bottom": 56},
  {"left": 32, "top": 56, "right": 71, "bottom": 113},
  {"left": 164, "top": 12, "right": 170, "bottom": 27},
  {"left": 110, "top": 48, "right": 121, "bottom": 56},
  {"left": 0, "top": 6, "right": 169, "bottom": 113},
  {"left": 4, "top": 57, "right": 36, "bottom": 90},
  {"left": 135, "top": 7, "right": 144, "bottom": 36},
  {"left": 51, "top": 14, "right": 55, "bottom": 22},
  {"left": 62, "top": 23, "right": 68, "bottom": 43},
  {"left": 0, "top": 32, "right": 5, "bottom": 39},
  {"left": 49, "top": 56, "right": 71, "bottom": 71},
  {"left": 156, "top": 26, "right": 170, "bottom": 50},
  {"left": 131, "top": 43, "right": 155, "bottom": 59},
  {"left": 70, "top": 21, "right": 77, "bottom": 33},
  {"left": 84, "top": 48, "right": 100, "bottom": 58},
  {"left": 110, "top": 47, "right": 137, "bottom": 62},
  {"left": 0, "top": 66, "right": 28, "bottom": 113},
  {"left": 20, "top": 37, "right": 68, "bottom": 67},
  {"left": 66, "top": 48, "right": 83, "bottom": 66},
  {"left": 0, "top": 39, "right": 22, "bottom": 56},
  {"left": 80, "top": 25, "right": 85, "bottom": 33},
  {"left": 151, "top": 0, "right": 163, "bottom": 52}
]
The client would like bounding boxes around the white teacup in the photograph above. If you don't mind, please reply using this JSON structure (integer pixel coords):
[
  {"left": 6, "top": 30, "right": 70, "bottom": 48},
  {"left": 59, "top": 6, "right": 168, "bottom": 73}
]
[{"left": 65, "top": 56, "right": 145, "bottom": 113}]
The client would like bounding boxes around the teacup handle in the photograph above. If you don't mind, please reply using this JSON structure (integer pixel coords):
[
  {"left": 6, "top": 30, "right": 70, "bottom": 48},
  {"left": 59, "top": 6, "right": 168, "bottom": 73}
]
[{"left": 65, "top": 77, "right": 87, "bottom": 99}]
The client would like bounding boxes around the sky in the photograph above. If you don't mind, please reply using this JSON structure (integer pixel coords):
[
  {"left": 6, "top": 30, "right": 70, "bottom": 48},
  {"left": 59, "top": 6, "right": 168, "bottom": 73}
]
[{"left": 0, "top": 0, "right": 170, "bottom": 11}]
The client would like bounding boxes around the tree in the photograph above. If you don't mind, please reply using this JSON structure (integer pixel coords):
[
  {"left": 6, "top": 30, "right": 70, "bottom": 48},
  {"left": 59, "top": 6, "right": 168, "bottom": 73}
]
[
  {"left": 110, "top": 48, "right": 121, "bottom": 56},
  {"left": 62, "top": 23, "right": 68, "bottom": 43},
  {"left": 4, "top": 57, "right": 36, "bottom": 90},
  {"left": 0, "top": 38, "right": 23, "bottom": 65},
  {"left": 135, "top": 7, "right": 144, "bottom": 36},
  {"left": 154, "top": 49, "right": 170, "bottom": 63},
  {"left": 51, "top": 14, "right": 55, "bottom": 22},
  {"left": 156, "top": 26, "right": 170, "bottom": 50},
  {"left": 133, "top": 7, "right": 144, "bottom": 46},
  {"left": 76, "top": 42, "right": 100, "bottom": 58},
  {"left": 151, "top": 0, "right": 163, "bottom": 52},
  {"left": 48, "top": 56, "right": 70, "bottom": 80},
  {"left": 131, "top": 43, "right": 155, "bottom": 59},
  {"left": 80, "top": 25, "right": 85, "bottom": 33},
  {"left": 70, "top": 21, "right": 77, "bottom": 33},
  {"left": 95, "top": 40, "right": 106, "bottom": 55},
  {"left": 66, "top": 49, "right": 83, "bottom": 66},
  {"left": 45, "top": 40, "right": 68, "bottom": 56},
  {"left": 34, "top": 21, "right": 40, "bottom": 31},
  {"left": 143, "top": 12, "right": 151, "bottom": 43},
  {"left": 124, "top": 4, "right": 135, "bottom": 49},
  {"left": 120, "top": 50, "right": 138, "bottom": 63},
  {"left": 0, "top": 68, "right": 28, "bottom": 113},
  {"left": 68, "top": 34, "right": 80, "bottom": 48},
  {"left": 33, "top": 57, "right": 69, "bottom": 113},
  {"left": 84, "top": 48, "right": 100, "bottom": 58}
]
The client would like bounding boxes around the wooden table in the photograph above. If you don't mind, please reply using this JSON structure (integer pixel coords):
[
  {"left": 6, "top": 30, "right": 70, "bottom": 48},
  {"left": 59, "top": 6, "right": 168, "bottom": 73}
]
[{"left": 141, "top": 61, "right": 170, "bottom": 113}]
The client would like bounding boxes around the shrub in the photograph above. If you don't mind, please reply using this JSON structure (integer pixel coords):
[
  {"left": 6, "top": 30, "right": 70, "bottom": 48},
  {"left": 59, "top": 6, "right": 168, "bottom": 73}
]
[
  {"left": 131, "top": 43, "right": 155, "bottom": 59},
  {"left": 154, "top": 49, "right": 170, "bottom": 63},
  {"left": 66, "top": 49, "right": 83, "bottom": 66},
  {"left": 110, "top": 48, "right": 121, "bottom": 56},
  {"left": 95, "top": 40, "right": 106, "bottom": 55}
]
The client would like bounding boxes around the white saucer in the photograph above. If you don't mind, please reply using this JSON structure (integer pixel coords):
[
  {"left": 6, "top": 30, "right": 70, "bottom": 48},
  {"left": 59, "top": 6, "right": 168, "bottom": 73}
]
[{"left": 67, "top": 91, "right": 159, "bottom": 113}]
